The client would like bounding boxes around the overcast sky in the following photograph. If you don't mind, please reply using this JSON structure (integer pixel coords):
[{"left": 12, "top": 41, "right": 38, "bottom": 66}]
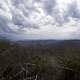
[{"left": 0, "top": 0, "right": 80, "bottom": 40}]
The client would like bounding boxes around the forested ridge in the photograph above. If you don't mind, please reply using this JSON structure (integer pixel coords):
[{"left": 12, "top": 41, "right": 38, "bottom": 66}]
[{"left": 0, "top": 40, "right": 80, "bottom": 80}]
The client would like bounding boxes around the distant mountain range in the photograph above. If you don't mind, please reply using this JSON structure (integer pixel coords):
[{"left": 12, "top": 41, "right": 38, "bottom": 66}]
[
  {"left": 14, "top": 40, "right": 80, "bottom": 48},
  {"left": 0, "top": 38, "right": 80, "bottom": 48}
]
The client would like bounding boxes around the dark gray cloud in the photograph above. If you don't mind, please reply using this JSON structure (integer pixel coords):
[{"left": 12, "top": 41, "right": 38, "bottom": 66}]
[
  {"left": 42, "top": 0, "right": 56, "bottom": 15},
  {"left": 66, "top": 1, "right": 80, "bottom": 20}
]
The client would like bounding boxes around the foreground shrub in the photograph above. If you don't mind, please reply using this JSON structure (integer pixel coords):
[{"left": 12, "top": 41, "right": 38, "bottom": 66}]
[{"left": 56, "top": 55, "right": 80, "bottom": 80}]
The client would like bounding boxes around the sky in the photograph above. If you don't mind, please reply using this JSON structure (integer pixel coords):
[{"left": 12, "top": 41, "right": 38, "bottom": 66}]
[{"left": 0, "top": 0, "right": 80, "bottom": 40}]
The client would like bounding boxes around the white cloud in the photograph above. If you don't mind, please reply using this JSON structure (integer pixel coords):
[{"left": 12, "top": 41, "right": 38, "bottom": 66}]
[{"left": 0, "top": 0, "right": 80, "bottom": 39}]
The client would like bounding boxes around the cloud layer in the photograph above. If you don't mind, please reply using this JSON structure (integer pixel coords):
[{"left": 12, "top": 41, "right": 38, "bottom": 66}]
[{"left": 0, "top": 0, "right": 80, "bottom": 39}]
